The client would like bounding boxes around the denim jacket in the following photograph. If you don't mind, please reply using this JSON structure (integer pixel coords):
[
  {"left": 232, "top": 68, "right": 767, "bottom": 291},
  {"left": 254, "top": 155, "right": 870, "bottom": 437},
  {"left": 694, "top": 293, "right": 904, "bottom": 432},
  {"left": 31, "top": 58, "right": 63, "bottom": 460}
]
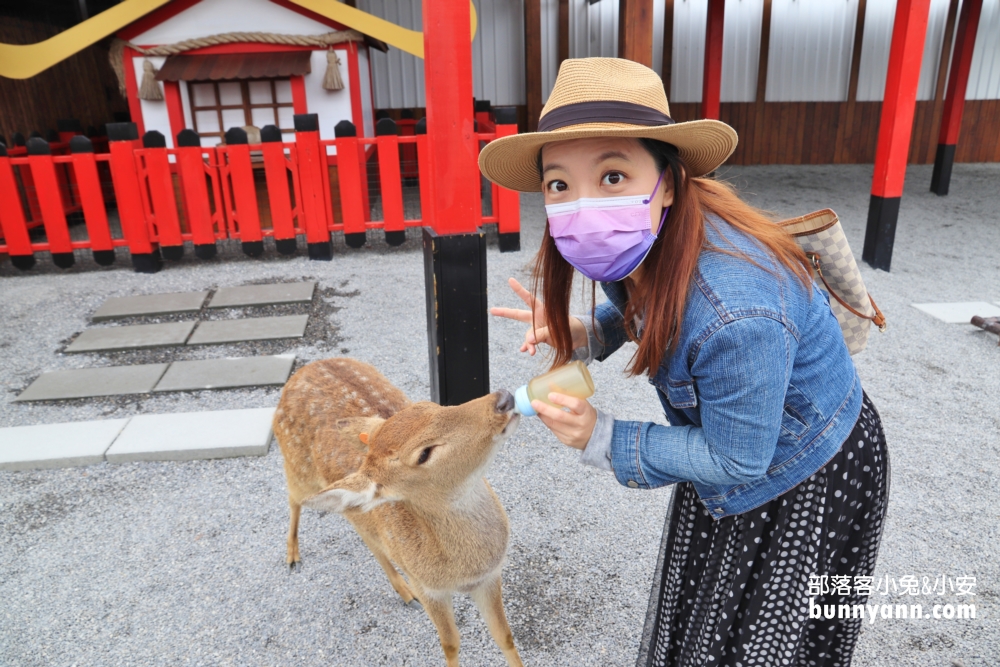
[{"left": 578, "top": 214, "right": 863, "bottom": 520}]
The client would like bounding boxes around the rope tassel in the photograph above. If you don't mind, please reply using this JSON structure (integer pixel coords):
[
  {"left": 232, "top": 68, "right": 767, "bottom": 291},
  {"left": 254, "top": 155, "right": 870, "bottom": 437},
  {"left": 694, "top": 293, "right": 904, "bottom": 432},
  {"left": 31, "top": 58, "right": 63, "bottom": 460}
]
[
  {"left": 139, "top": 59, "right": 164, "bottom": 101},
  {"left": 323, "top": 50, "right": 344, "bottom": 91}
]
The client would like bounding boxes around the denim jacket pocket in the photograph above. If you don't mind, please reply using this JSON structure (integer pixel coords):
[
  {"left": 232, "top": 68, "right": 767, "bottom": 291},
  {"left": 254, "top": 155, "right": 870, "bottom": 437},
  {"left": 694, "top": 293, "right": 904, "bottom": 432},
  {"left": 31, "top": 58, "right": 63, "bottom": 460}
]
[
  {"left": 780, "top": 405, "right": 809, "bottom": 440},
  {"left": 779, "top": 383, "right": 821, "bottom": 440},
  {"left": 665, "top": 380, "right": 698, "bottom": 409}
]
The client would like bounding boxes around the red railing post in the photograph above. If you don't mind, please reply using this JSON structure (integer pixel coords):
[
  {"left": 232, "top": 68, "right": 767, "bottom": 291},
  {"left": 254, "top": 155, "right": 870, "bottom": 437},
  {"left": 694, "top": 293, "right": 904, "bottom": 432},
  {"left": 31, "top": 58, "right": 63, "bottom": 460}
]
[
  {"left": 259, "top": 125, "right": 298, "bottom": 255},
  {"left": 398, "top": 116, "right": 419, "bottom": 180},
  {"left": 108, "top": 122, "right": 161, "bottom": 273},
  {"left": 0, "top": 143, "right": 36, "bottom": 270},
  {"left": 140, "top": 130, "right": 184, "bottom": 260},
  {"left": 294, "top": 114, "right": 333, "bottom": 260},
  {"left": 375, "top": 117, "right": 406, "bottom": 245},
  {"left": 493, "top": 107, "right": 521, "bottom": 252},
  {"left": 26, "top": 137, "right": 75, "bottom": 268},
  {"left": 222, "top": 127, "right": 264, "bottom": 257},
  {"left": 334, "top": 120, "right": 368, "bottom": 249},
  {"left": 415, "top": 118, "right": 434, "bottom": 231},
  {"left": 175, "top": 129, "right": 219, "bottom": 260},
  {"left": 69, "top": 135, "right": 116, "bottom": 266}
]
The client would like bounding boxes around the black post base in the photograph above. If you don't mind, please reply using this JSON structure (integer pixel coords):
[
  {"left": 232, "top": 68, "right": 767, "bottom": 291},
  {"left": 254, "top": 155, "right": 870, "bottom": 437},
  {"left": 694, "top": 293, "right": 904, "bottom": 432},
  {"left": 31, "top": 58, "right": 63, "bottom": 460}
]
[
  {"left": 11, "top": 255, "right": 36, "bottom": 271},
  {"left": 92, "top": 250, "right": 116, "bottom": 266},
  {"left": 194, "top": 243, "right": 217, "bottom": 260},
  {"left": 51, "top": 252, "right": 75, "bottom": 269},
  {"left": 345, "top": 232, "right": 367, "bottom": 249},
  {"left": 131, "top": 249, "right": 163, "bottom": 274},
  {"left": 275, "top": 239, "right": 297, "bottom": 255},
  {"left": 307, "top": 241, "right": 332, "bottom": 261},
  {"left": 423, "top": 227, "right": 490, "bottom": 406},
  {"left": 385, "top": 230, "right": 406, "bottom": 246},
  {"left": 242, "top": 241, "right": 264, "bottom": 257},
  {"left": 161, "top": 245, "right": 184, "bottom": 261},
  {"left": 930, "top": 143, "right": 956, "bottom": 196},
  {"left": 498, "top": 232, "right": 520, "bottom": 253},
  {"left": 861, "top": 195, "right": 901, "bottom": 272}
]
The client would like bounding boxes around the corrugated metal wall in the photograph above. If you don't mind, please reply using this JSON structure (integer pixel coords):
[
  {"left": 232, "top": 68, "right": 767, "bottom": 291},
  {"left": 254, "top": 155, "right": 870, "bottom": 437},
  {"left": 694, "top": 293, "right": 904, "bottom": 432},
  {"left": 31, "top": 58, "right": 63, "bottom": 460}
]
[{"left": 360, "top": 0, "right": 1000, "bottom": 110}]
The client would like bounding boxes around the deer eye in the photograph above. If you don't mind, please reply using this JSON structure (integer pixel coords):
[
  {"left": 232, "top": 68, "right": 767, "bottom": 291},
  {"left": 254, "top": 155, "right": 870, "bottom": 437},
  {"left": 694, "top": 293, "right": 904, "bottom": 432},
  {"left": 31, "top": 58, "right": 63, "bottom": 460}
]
[{"left": 416, "top": 447, "right": 433, "bottom": 465}]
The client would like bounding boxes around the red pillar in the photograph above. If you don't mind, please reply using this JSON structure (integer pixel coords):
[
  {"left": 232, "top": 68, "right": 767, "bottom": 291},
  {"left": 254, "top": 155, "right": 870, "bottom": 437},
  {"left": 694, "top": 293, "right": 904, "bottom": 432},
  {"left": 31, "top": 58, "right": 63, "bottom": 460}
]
[
  {"left": 422, "top": 0, "right": 490, "bottom": 406},
  {"left": 930, "top": 0, "right": 983, "bottom": 196},
  {"left": 702, "top": 0, "right": 725, "bottom": 120},
  {"left": 861, "top": 0, "right": 932, "bottom": 272}
]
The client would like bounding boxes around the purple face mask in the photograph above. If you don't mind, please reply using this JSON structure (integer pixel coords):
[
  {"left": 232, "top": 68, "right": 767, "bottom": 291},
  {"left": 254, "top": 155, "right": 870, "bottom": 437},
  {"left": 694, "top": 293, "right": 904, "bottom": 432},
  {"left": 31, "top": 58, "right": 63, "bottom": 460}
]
[{"left": 545, "top": 170, "right": 670, "bottom": 282}]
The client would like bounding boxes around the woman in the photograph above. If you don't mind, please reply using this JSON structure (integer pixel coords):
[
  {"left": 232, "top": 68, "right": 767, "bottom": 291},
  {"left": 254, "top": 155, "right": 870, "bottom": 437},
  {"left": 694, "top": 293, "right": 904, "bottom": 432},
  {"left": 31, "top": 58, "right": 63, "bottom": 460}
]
[{"left": 480, "top": 58, "right": 889, "bottom": 667}]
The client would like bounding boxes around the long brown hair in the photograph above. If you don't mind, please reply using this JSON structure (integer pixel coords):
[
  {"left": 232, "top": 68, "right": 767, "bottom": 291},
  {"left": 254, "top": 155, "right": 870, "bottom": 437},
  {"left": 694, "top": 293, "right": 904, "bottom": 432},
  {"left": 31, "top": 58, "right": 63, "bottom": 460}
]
[{"left": 532, "top": 139, "right": 812, "bottom": 377}]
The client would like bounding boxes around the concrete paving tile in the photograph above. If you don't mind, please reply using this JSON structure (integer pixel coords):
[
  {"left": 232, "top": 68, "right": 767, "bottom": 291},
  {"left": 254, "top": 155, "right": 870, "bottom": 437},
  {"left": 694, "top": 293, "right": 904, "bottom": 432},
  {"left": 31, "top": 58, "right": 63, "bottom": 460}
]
[
  {"left": 911, "top": 301, "right": 1000, "bottom": 324},
  {"left": 66, "top": 322, "right": 196, "bottom": 353},
  {"left": 187, "top": 315, "right": 308, "bottom": 345},
  {"left": 0, "top": 419, "right": 130, "bottom": 471},
  {"left": 153, "top": 355, "right": 295, "bottom": 392},
  {"left": 105, "top": 408, "right": 275, "bottom": 463},
  {"left": 93, "top": 291, "right": 209, "bottom": 321},
  {"left": 14, "top": 364, "right": 170, "bottom": 402},
  {"left": 207, "top": 282, "right": 315, "bottom": 308}
]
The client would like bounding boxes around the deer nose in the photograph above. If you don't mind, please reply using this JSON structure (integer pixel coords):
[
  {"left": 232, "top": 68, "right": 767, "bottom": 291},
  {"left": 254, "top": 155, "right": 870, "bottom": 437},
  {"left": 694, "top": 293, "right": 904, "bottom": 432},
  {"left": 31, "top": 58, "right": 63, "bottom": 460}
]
[{"left": 495, "top": 389, "right": 515, "bottom": 413}]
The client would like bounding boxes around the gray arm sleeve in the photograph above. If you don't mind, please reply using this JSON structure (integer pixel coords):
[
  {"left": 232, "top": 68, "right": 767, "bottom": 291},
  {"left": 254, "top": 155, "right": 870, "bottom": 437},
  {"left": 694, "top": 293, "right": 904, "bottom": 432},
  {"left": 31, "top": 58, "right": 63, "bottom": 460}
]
[
  {"left": 570, "top": 314, "right": 603, "bottom": 366},
  {"left": 579, "top": 408, "right": 614, "bottom": 472}
]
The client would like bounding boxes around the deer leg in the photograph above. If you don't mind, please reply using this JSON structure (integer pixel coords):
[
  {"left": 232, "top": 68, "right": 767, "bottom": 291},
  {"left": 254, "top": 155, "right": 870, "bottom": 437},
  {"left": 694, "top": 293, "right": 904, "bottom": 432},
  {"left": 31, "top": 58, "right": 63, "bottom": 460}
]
[
  {"left": 470, "top": 575, "right": 523, "bottom": 667},
  {"left": 415, "top": 587, "right": 461, "bottom": 667},
  {"left": 286, "top": 498, "right": 302, "bottom": 571},
  {"left": 350, "top": 523, "right": 417, "bottom": 605}
]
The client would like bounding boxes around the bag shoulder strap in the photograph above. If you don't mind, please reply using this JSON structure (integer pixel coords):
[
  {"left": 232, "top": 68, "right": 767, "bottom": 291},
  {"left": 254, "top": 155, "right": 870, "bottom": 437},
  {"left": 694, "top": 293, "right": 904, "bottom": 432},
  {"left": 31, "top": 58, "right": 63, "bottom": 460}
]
[{"left": 806, "top": 252, "right": 887, "bottom": 331}]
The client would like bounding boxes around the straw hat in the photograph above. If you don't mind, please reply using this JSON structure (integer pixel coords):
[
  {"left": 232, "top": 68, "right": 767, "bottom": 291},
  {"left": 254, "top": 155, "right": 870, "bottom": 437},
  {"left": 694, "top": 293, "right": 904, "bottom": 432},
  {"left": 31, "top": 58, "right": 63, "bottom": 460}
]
[{"left": 478, "top": 58, "right": 738, "bottom": 192}]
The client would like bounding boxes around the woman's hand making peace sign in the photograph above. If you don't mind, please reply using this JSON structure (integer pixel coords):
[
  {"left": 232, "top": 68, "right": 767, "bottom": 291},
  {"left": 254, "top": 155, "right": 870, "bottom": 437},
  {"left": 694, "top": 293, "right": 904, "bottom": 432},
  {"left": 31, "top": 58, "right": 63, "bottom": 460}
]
[{"left": 489, "top": 277, "right": 597, "bottom": 451}]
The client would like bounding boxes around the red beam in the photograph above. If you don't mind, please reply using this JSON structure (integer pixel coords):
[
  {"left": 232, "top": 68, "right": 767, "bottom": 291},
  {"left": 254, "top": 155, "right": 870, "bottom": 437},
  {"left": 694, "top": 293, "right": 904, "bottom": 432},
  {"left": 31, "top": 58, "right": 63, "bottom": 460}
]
[
  {"left": 862, "top": 0, "right": 932, "bottom": 271},
  {"left": 702, "top": 0, "right": 725, "bottom": 120},
  {"left": 871, "top": 0, "right": 933, "bottom": 199},
  {"left": 931, "top": 0, "right": 983, "bottom": 195},
  {"left": 423, "top": 0, "right": 479, "bottom": 233}
]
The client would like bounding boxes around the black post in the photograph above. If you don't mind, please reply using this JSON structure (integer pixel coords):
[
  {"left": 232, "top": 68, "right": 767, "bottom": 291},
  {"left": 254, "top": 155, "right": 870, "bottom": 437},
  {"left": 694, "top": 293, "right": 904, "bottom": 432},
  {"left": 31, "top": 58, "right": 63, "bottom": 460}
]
[
  {"left": 861, "top": 195, "right": 901, "bottom": 272},
  {"left": 423, "top": 227, "right": 490, "bottom": 406},
  {"left": 930, "top": 144, "right": 956, "bottom": 196}
]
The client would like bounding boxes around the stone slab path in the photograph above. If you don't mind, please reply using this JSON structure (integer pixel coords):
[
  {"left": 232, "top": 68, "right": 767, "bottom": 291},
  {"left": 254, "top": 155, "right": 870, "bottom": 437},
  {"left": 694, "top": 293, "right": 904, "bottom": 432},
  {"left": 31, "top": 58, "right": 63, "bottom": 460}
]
[
  {"left": 66, "top": 321, "right": 197, "bottom": 353},
  {"left": 207, "top": 282, "right": 315, "bottom": 308},
  {"left": 0, "top": 419, "right": 130, "bottom": 471},
  {"left": 15, "top": 356, "right": 294, "bottom": 401},
  {"left": 92, "top": 291, "right": 209, "bottom": 321},
  {"left": 14, "top": 363, "right": 170, "bottom": 402},
  {"left": 105, "top": 408, "right": 275, "bottom": 463},
  {"left": 0, "top": 408, "right": 274, "bottom": 470},
  {"left": 153, "top": 355, "right": 296, "bottom": 392},
  {"left": 911, "top": 301, "right": 1000, "bottom": 323},
  {"left": 187, "top": 315, "right": 309, "bottom": 345}
]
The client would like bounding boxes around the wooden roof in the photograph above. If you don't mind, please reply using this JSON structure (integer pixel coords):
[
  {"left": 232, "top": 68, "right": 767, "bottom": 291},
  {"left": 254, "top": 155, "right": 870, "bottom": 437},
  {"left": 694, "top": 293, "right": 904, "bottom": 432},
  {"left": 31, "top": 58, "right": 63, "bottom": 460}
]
[{"left": 155, "top": 51, "right": 312, "bottom": 81}]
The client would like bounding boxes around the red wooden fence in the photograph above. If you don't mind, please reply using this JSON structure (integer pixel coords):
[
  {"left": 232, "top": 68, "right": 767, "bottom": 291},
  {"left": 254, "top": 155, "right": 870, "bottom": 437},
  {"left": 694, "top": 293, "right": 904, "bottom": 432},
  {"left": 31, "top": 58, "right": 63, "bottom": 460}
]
[{"left": 0, "top": 111, "right": 521, "bottom": 273}]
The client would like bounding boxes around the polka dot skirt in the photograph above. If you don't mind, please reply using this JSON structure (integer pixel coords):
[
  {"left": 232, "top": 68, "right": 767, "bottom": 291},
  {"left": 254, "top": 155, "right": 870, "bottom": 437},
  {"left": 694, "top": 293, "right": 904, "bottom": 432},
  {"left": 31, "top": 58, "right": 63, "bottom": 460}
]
[{"left": 641, "top": 392, "right": 890, "bottom": 667}]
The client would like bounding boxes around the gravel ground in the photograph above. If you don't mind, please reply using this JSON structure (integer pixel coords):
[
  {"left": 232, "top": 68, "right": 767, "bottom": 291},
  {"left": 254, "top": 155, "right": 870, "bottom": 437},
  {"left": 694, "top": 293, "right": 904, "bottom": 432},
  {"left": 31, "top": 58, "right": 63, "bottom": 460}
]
[{"left": 1, "top": 162, "right": 997, "bottom": 666}]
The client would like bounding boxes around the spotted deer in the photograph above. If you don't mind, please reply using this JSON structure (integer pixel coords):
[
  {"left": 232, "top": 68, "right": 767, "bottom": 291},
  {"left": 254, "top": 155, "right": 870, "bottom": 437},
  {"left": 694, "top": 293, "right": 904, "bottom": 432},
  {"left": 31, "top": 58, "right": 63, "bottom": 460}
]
[{"left": 273, "top": 358, "right": 524, "bottom": 667}]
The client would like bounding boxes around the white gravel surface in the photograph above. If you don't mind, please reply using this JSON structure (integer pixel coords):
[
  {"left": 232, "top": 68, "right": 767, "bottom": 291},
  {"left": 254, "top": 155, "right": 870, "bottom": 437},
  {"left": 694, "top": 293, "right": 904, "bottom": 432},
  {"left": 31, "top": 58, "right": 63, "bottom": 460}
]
[{"left": 1, "top": 163, "right": 997, "bottom": 666}]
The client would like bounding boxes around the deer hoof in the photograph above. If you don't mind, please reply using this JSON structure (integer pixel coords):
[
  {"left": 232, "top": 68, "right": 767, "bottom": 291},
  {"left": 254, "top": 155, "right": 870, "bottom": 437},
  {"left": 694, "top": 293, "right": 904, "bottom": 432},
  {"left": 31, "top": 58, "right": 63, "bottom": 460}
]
[
  {"left": 287, "top": 560, "right": 301, "bottom": 574},
  {"left": 405, "top": 597, "right": 422, "bottom": 610}
]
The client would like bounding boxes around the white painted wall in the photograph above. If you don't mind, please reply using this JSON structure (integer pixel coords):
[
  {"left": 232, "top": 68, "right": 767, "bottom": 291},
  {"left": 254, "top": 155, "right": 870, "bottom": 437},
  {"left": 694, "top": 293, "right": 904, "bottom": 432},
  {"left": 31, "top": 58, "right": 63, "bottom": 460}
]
[
  {"left": 133, "top": 56, "right": 175, "bottom": 146},
  {"left": 358, "top": 47, "right": 375, "bottom": 137},
  {"left": 131, "top": 0, "right": 331, "bottom": 43}
]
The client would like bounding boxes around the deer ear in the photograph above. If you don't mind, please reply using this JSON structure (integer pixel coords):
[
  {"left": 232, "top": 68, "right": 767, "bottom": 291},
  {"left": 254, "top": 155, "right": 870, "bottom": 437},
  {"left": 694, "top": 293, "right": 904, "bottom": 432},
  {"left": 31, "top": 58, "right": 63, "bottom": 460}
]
[{"left": 303, "top": 472, "right": 387, "bottom": 514}]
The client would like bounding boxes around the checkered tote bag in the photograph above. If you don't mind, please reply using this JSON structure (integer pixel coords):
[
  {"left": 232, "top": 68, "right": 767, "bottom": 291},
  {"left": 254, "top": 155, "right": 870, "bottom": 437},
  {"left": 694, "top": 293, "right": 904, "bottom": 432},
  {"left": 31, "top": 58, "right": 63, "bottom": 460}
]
[{"left": 779, "top": 209, "right": 886, "bottom": 355}]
